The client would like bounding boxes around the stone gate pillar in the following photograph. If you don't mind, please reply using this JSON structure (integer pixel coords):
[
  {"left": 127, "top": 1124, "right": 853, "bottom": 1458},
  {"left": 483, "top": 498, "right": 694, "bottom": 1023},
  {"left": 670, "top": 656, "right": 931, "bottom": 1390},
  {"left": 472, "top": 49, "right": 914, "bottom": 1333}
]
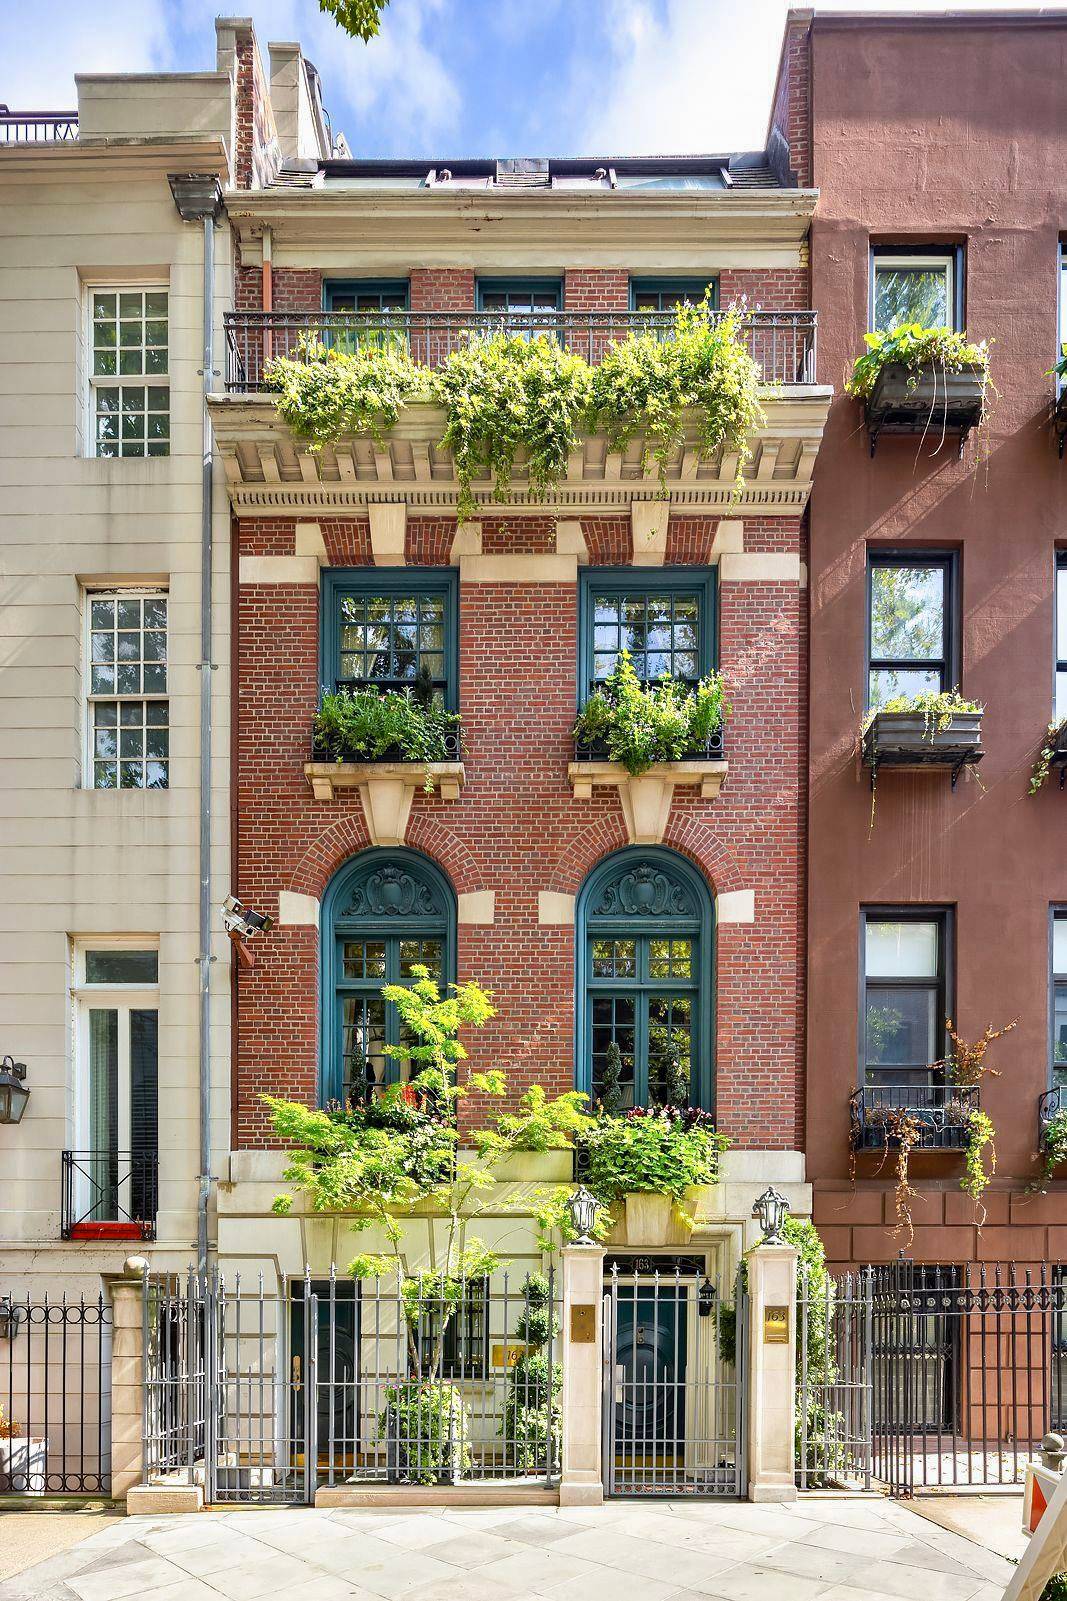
[
  {"left": 746, "top": 1241, "right": 800, "bottom": 1502},
  {"left": 559, "top": 1242, "right": 605, "bottom": 1506}
]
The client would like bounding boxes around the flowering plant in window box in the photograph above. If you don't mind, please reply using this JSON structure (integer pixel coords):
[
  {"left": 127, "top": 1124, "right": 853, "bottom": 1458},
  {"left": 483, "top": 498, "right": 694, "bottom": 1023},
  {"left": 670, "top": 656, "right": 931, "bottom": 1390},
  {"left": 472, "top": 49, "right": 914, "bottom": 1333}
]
[{"left": 847, "top": 325, "right": 991, "bottom": 452}]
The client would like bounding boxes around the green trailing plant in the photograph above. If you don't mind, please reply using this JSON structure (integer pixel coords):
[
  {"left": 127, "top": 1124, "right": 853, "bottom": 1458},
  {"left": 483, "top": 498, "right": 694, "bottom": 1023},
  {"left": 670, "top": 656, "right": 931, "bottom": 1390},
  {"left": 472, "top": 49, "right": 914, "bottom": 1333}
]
[
  {"left": 873, "top": 1106, "right": 922, "bottom": 1251},
  {"left": 574, "top": 649, "right": 731, "bottom": 776},
  {"left": 264, "top": 338, "right": 425, "bottom": 448},
  {"left": 846, "top": 323, "right": 991, "bottom": 401},
  {"left": 1030, "top": 718, "right": 1067, "bottom": 795},
  {"left": 961, "top": 1109, "right": 996, "bottom": 1217},
  {"left": 314, "top": 687, "right": 461, "bottom": 769},
  {"left": 500, "top": 1273, "right": 562, "bottom": 1471},
  {"left": 432, "top": 333, "right": 592, "bottom": 521},
  {"left": 590, "top": 298, "right": 764, "bottom": 490},
  {"left": 1046, "top": 343, "right": 1067, "bottom": 383},
  {"left": 378, "top": 1379, "right": 469, "bottom": 1485},
  {"left": 598, "top": 1040, "right": 625, "bottom": 1117},
  {"left": 1030, "top": 1107, "right": 1067, "bottom": 1194}
]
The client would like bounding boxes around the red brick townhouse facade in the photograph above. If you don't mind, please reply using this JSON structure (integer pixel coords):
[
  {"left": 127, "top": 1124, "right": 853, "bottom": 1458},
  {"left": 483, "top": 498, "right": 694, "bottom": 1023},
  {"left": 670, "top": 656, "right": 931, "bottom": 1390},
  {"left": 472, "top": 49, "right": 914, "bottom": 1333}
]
[
  {"left": 779, "top": 10, "right": 1067, "bottom": 1270},
  {"left": 206, "top": 21, "right": 831, "bottom": 1275}
]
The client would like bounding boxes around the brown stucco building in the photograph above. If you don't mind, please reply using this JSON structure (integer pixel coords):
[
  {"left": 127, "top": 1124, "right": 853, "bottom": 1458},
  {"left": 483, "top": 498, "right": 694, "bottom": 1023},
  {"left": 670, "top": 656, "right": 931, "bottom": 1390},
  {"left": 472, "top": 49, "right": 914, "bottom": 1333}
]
[{"left": 781, "top": 9, "right": 1067, "bottom": 1267}]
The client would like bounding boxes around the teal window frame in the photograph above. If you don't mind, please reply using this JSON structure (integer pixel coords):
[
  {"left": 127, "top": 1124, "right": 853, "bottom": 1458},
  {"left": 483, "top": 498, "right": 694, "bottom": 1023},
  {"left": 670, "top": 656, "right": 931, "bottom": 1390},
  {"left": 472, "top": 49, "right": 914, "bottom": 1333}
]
[
  {"left": 323, "top": 279, "right": 409, "bottom": 312},
  {"left": 629, "top": 278, "right": 718, "bottom": 312},
  {"left": 319, "top": 848, "right": 457, "bottom": 1107},
  {"left": 575, "top": 847, "right": 716, "bottom": 1112},
  {"left": 475, "top": 278, "right": 563, "bottom": 313},
  {"left": 320, "top": 568, "right": 459, "bottom": 712},
  {"left": 577, "top": 567, "right": 717, "bottom": 701}
]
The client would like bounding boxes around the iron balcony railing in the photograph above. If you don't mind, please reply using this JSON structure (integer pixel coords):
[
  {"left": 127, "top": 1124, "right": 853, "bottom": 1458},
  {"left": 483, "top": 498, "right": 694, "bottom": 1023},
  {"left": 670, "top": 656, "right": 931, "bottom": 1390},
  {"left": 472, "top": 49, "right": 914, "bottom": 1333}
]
[
  {"left": 0, "top": 107, "right": 78, "bottom": 143},
  {"left": 223, "top": 308, "right": 818, "bottom": 393},
  {"left": 61, "top": 1149, "right": 158, "bottom": 1240},
  {"left": 1040, "top": 1082, "right": 1067, "bottom": 1136},
  {"left": 849, "top": 1084, "right": 979, "bottom": 1152}
]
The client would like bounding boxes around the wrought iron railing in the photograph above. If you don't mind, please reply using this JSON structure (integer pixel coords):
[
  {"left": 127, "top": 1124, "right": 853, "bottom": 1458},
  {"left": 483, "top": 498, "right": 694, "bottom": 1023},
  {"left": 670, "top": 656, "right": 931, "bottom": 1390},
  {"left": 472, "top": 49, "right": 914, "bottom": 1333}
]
[
  {"left": 61, "top": 1149, "right": 158, "bottom": 1240},
  {"left": 0, "top": 108, "right": 78, "bottom": 143},
  {"left": 0, "top": 1288, "right": 111, "bottom": 1493},
  {"left": 1041, "top": 1082, "right": 1067, "bottom": 1135},
  {"left": 223, "top": 308, "right": 818, "bottom": 393},
  {"left": 849, "top": 1084, "right": 979, "bottom": 1151}
]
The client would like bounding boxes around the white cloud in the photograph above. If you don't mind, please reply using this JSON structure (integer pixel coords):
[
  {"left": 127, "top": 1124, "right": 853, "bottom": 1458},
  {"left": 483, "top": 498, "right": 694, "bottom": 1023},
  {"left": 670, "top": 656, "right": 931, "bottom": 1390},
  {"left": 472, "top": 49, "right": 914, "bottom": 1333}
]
[{"left": 0, "top": 0, "right": 172, "bottom": 107}]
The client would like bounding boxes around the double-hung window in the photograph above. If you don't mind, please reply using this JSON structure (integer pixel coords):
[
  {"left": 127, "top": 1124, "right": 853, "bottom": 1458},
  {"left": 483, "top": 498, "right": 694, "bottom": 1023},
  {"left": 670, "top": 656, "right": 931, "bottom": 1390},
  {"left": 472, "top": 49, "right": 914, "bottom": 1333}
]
[
  {"left": 867, "top": 553, "right": 955, "bottom": 710},
  {"left": 861, "top": 911, "right": 949, "bottom": 1089},
  {"left": 579, "top": 569, "right": 715, "bottom": 698},
  {"left": 1053, "top": 913, "right": 1067, "bottom": 1089},
  {"left": 1050, "top": 557, "right": 1057, "bottom": 720},
  {"left": 322, "top": 570, "right": 457, "bottom": 709},
  {"left": 871, "top": 248, "right": 959, "bottom": 333},
  {"left": 90, "top": 288, "right": 169, "bottom": 457},
  {"left": 87, "top": 591, "right": 169, "bottom": 789},
  {"left": 71, "top": 944, "right": 159, "bottom": 1233}
]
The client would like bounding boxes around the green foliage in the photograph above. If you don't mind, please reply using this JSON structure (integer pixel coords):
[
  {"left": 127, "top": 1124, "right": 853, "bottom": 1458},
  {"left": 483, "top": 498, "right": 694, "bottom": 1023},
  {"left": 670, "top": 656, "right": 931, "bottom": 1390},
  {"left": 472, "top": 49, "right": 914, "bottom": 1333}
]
[
  {"left": 590, "top": 299, "right": 764, "bottom": 490},
  {"left": 574, "top": 649, "right": 731, "bottom": 775},
  {"left": 314, "top": 688, "right": 461, "bottom": 767},
  {"left": 577, "top": 1106, "right": 728, "bottom": 1209},
  {"left": 432, "top": 333, "right": 592, "bottom": 522},
  {"left": 598, "top": 1040, "right": 625, "bottom": 1116},
  {"left": 379, "top": 1379, "right": 469, "bottom": 1484},
  {"left": 473, "top": 1084, "right": 594, "bottom": 1157},
  {"left": 1043, "top": 1577, "right": 1067, "bottom": 1601},
  {"left": 264, "top": 338, "right": 425, "bottom": 448},
  {"left": 846, "top": 324, "right": 991, "bottom": 400},
  {"left": 1030, "top": 718, "right": 1067, "bottom": 795},
  {"left": 1032, "top": 1108, "right": 1067, "bottom": 1194},
  {"left": 864, "top": 687, "right": 983, "bottom": 739},
  {"left": 318, "top": 0, "right": 389, "bottom": 40},
  {"left": 501, "top": 1273, "right": 562, "bottom": 1471},
  {"left": 961, "top": 1110, "right": 996, "bottom": 1218},
  {"left": 1047, "top": 343, "right": 1067, "bottom": 382}
]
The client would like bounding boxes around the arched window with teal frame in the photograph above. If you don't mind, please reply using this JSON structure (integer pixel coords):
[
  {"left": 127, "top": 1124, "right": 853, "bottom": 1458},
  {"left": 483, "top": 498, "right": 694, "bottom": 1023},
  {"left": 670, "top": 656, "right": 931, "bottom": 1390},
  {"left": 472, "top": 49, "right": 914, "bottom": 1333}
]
[
  {"left": 320, "top": 849, "right": 456, "bottom": 1106},
  {"left": 576, "top": 847, "right": 715, "bottom": 1112}
]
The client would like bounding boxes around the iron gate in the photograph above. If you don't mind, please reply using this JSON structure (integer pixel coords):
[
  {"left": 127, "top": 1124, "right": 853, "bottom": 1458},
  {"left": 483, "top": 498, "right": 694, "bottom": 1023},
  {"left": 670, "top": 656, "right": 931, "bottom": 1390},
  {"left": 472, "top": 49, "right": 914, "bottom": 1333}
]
[
  {"left": 870, "top": 1260, "right": 1066, "bottom": 1493},
  {"left": 796, "top": 1265, "right": 873, "bottom": 1490},
  {"left": 143, "top": 1265, "right": 561, "bottom": 1505},
  {"left": 0, "top": 1289, "right": 112, "bottom": 1495},
  {"left": 602, "top": 1257, "right": 746, "bottom": 1497}
]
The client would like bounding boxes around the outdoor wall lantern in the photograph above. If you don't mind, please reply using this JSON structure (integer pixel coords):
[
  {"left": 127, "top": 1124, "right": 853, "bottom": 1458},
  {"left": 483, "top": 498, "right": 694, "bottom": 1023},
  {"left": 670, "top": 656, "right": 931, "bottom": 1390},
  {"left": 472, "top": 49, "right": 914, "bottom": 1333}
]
[
  {"left": 0, "top": 1296, "right": 26, "bottom": 1340},
  {"left": 698, "top": 1277, "right": 717, "bottom": 1318},
  {"left": 566, "top": 1185, "right": 602, "bottom": 1245},
  {"left": 0, "top": 1056, "right": 29, "bottom": 1125},
  {"left": 752, "top": 1185, "right": 790, "bottom": 1244}
]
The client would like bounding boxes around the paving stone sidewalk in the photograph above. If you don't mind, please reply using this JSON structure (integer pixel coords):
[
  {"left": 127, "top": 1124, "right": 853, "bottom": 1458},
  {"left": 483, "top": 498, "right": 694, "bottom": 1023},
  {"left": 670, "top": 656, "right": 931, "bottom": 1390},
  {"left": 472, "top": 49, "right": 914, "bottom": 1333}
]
[{"left": 0, "top": 1495, "right": 1015, "bottom": 1601}]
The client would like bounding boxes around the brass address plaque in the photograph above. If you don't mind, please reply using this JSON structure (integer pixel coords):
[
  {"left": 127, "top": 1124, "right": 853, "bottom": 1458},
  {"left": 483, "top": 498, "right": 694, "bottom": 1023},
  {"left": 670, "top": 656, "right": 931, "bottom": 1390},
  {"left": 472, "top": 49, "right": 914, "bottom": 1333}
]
[
  {"left": 764, "top": 1305, "right": 789, "bottom": 1344},
  {"left": 570, "top": 1303, "right": 596, "bottom": 1343}
]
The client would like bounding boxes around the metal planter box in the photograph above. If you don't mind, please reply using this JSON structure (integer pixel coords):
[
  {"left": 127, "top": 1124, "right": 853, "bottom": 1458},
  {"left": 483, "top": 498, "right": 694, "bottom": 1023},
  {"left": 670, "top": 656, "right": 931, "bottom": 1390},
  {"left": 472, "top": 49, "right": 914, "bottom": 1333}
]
[
  {"left": 863, "top": 710, "right": 983, "bottom": 787},
  {"left": 865, "top": 360, "right": 987, "bottom": 453}
]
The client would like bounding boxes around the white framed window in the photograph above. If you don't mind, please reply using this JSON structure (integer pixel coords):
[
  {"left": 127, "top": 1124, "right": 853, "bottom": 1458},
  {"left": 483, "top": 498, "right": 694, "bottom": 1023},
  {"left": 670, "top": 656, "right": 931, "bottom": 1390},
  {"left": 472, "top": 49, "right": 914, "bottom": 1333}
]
[
  {"left": 871, "top": 251, "right": 957, "bottom": 333},
  {"left": 70, "top": 942, "right": 159, "bottom": 1233},
  {"left": 89, "top": 287, "right": 169, "bottom": 458},
  {"left": 85, "top": 590, "right": 169, "bottom": 790}
]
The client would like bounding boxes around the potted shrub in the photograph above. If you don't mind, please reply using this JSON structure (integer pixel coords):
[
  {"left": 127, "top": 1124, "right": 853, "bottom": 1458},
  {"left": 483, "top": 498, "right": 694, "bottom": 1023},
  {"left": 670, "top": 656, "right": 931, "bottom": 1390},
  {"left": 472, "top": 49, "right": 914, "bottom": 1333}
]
[
  {"left": 381, "top": 1379, "right": 470, "bottom": 1485},
  {"left": 862, "top": 689, "right": 984, "bottom": 777},
  {"left": 846, "top": 324, "right": 991, "bottom": 452},
  {"left": 576, "top": 1106, "right": 728, "bottom": 1246}
]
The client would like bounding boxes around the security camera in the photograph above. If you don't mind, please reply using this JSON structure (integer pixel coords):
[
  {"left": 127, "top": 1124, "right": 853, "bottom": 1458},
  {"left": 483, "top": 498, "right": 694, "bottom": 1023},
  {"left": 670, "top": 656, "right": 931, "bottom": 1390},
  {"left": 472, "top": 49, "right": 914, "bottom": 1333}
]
[{"left": 221, "top": 895, "right": 274, "bottom": 940}]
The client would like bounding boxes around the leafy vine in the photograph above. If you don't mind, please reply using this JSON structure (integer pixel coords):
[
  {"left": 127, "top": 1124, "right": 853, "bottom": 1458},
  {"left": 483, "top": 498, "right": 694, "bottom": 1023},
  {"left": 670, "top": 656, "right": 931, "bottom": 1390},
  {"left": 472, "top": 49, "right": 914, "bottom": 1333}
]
[
  {"left": 1030, "top": 718, "right": 1067, "bottom": 795},
  {"left": 1029, "top": 1107, "right": 1067, "bottom": 1195},
  {"left": 846, "top": 324, "right": 991, "bottom": 401},
  {"left": 874, "top": 1108, "right": 921, "bottom": 1250}
]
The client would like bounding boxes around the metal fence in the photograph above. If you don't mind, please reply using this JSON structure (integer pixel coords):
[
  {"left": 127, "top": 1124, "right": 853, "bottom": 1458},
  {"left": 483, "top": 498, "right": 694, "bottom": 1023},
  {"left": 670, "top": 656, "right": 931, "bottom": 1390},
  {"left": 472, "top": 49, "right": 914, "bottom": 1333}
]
[
  {"left": 223, "top": 308, "right": 818, "bottom": 392},
  {"left": 796, "top": 1265, "right": 872, "bottom": 1490},
  {"left": 143, "top": 1264, "right": 561, "bottom": 1504},
  {"left": 0, "top": 108, "right": 78, "bottom": 143},
  {"left": 0, "top": 1290, "right": 112, "bottom": 1495},
  {"left": 601, "top": 1258, "right": 746, "bottom": 1497}
]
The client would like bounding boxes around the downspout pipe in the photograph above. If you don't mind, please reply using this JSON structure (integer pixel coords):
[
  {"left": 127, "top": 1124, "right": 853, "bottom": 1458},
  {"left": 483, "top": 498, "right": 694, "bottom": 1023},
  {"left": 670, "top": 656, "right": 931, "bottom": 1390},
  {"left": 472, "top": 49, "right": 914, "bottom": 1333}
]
[{"left": 169, "top": 174, "right": 224, "bottom": 1274}]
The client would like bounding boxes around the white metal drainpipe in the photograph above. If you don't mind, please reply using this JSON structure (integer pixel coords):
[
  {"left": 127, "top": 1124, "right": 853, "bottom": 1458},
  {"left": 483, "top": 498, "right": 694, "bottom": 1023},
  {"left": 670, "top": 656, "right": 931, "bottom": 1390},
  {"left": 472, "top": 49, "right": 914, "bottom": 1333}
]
[{"left": 168, "top": 174, "right": 224, "bottom": 1274}]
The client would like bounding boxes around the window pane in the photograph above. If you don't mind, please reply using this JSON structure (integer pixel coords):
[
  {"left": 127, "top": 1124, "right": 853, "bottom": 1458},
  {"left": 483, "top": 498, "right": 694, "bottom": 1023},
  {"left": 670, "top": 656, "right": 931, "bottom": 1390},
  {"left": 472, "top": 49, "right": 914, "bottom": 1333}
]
[
  {"left": 874, "top": 263, "right": 950, "bottom": 331},
  {"left": 88, "top": 1008, "right": 118, "bottom": 1219},
  {"left": 865, "top": 986, "right": 937, "bottom": 1069},
  {"left": 648, "top": 994, "right": 692, "bottom": 1105},
  {"left": 85, "top": 950, "right": 158, "bottom": 984},
  {"left": 869, "top": 666, "right": 943, "bottom": 709},
  {"left": 342, "top": 995, "right": 387, "bottom": 1101},
  {"left": 591, "top": 996, "right": 636, "bottom": 1107},
  {"left": 589, "top": 587, "right": 703, "bottom": 685},
  {"left": 865, "top": 919, "right": 939, "bottom": 978},
  {"left": 1054, "top": 917, "right": 1067, "bottom": 977},
  {"left": 870, "top": 565, "right": 945, "bottom": 662},
  {"left": 1055, "top": 981, "right": 1067, "bottom": 1084}
]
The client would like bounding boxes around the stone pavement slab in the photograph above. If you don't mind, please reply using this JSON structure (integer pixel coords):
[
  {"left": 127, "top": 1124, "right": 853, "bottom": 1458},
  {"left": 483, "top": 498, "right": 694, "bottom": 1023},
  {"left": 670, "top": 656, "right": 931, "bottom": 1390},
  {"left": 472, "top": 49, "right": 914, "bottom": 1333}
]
[{"left": 0, "top": 1496, "right": 1017, "bottom": 1601}]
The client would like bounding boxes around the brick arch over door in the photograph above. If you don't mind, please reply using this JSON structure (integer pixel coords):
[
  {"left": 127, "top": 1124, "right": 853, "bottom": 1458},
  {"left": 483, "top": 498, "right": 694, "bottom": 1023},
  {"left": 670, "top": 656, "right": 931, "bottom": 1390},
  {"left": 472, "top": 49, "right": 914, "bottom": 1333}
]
[
  {"left": 545, "top": 816, "right": 748, "bottom": 900},
  {"left": 286, "top": 811, "right": 485, "bottom": 901}
]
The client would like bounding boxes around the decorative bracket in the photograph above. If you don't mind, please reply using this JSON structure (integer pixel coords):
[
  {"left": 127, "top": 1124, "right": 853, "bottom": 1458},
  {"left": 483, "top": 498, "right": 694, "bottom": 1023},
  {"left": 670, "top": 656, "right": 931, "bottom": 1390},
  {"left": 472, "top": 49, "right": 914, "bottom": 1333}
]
[
  {"left": 567, "top": 759, "right": 727, "bottom": 845},
  {"left": 303, "top": 761, "right": 464, "bottom": 845}
]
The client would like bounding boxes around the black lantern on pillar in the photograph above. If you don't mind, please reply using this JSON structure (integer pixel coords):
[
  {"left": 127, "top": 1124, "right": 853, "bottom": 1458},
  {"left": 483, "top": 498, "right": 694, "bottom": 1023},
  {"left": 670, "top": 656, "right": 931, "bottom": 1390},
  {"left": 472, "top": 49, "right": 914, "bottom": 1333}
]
[
  {"left": 752, "top": 1185, "right": 790, "bottom": 1244},
  {"left": 565, "top": 1185, "right": 602, "bottom": 1245},
  {"left": 0, "top": 1057, "right": 29, "bottom": 1125}
]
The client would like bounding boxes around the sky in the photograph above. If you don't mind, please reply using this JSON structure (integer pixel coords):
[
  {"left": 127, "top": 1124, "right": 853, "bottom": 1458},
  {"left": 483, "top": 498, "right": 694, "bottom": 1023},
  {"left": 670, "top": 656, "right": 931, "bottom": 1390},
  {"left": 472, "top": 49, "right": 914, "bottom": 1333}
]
[{"left": 1, "top": 0, "right": 1056, "bottom": 159}]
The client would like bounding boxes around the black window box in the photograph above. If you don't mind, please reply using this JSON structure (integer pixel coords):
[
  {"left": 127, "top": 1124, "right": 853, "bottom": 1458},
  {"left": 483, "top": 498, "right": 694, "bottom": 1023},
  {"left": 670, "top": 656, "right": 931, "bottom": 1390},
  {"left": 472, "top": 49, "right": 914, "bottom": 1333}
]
[
  {"left": 864, "top": 361, "right": 987, "bottom": 455},
  {"left": 850, "top": 1086, "right": 978, "bottom": 1152},
  {"left": 574, "top": 725, "right": 725, "bottom": 763},
  {"left": 311, "top": 726, "right": 462, "bottom": 764},
  {"left": 862, "top": 709, "right": 983, "bottom": 789}
]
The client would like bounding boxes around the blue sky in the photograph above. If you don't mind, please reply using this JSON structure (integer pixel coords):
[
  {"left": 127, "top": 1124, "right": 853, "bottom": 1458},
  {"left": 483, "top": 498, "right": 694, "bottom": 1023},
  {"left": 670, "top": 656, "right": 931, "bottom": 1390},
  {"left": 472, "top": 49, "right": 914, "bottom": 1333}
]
[{"left": 2, "top": 0, "right": 1054, "bottom": 158}]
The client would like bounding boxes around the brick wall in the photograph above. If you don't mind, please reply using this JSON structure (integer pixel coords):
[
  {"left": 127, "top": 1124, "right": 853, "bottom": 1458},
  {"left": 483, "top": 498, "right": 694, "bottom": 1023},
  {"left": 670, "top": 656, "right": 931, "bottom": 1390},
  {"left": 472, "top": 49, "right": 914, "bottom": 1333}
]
[
  {"left": 233, "top": 513, "right": 806, "bottom": 1150},
  {"left": 769, "top": 16, "right": 813, "bottom": 188}
]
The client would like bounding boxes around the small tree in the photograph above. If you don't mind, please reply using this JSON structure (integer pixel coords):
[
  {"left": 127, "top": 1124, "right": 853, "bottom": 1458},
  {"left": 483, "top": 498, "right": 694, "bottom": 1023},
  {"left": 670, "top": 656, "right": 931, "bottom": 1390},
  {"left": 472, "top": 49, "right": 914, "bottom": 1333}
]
[
  {"left": 501, "top": 1273, "right": 562, "bottom": 1471},
  {"left": 318, "top": 0, "right": 390, "bottom": 41}
]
